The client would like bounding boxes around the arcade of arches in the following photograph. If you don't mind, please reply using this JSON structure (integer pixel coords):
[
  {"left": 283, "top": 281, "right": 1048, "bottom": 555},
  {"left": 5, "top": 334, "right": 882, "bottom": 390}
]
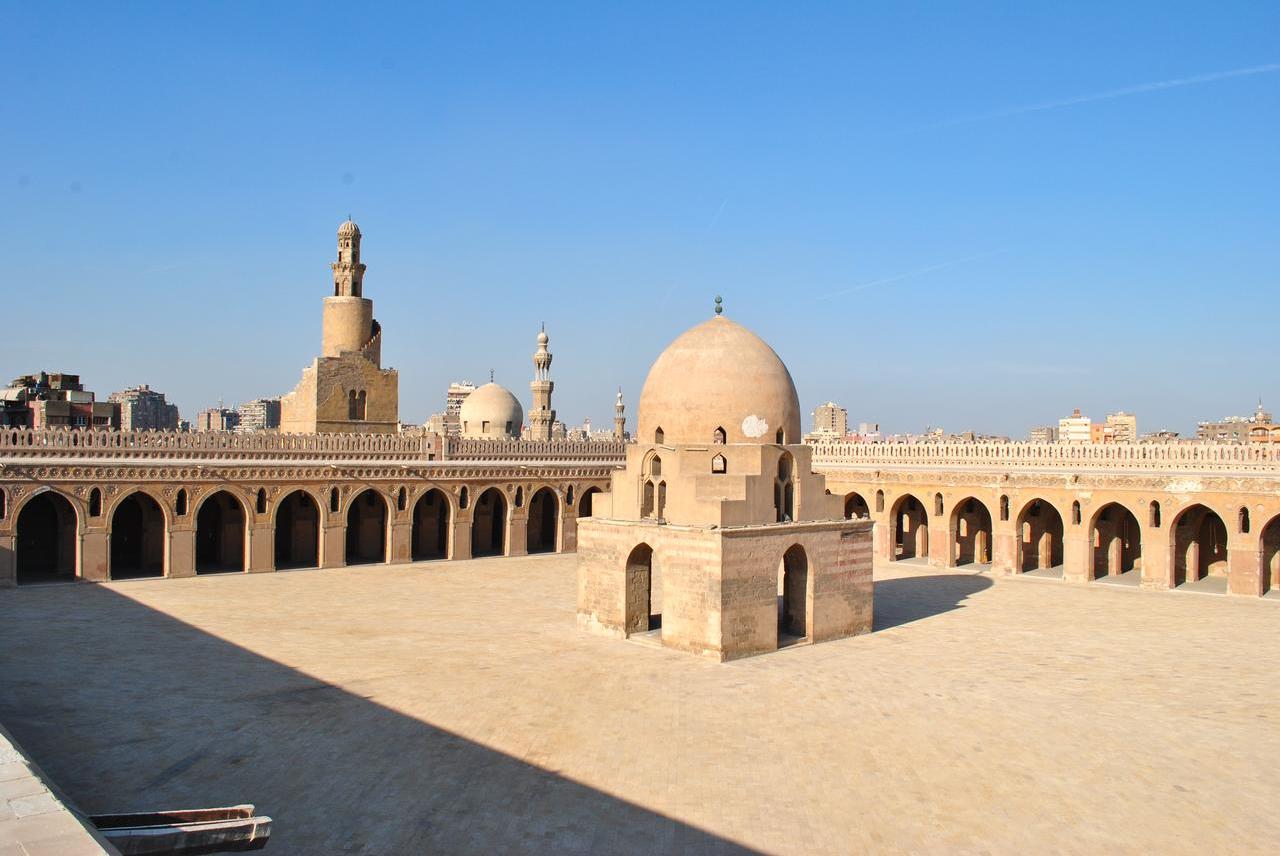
[
  {"left": 0, "top": 477, "right": 606, "bottom": 586},
  {"left": 830, "top": 477, "right": 1280, "bottom": 597}
]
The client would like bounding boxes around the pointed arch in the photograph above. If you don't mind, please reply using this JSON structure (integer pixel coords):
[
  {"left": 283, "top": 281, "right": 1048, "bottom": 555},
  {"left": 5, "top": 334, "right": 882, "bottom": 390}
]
[
  {"left": 844, "top": 492, "right": 869, "bottom": 520},
  {"left": 1088, "top": 503, "right": 1142, "bottom": 580},
  {"left": 109, "top": 491, "right": 166, "bottom": 579},
  {"left": 412, "top": 488, "right": 451, "bottom": 561},
  {"left": 345, "top": 489, "right": 389, "bottom": 565},
  {"left": 1016, "top": 499, "right": 1064, "bottom": 575},
  {"left": 275, "top": 489, "right": 321, "bottom": 570},
  {"left": 472, "top": 487, "right": 508, "bottom": 557},
  {"left": 891, "top": 494, "right": 929, "bottom": 561},
  {"left": 15, "top": 490, "right": 79, "bottom": 584},
  {"left": 949, "top": 497, "right": 993, "bottom": 567},
  {"left": 527, "top": 487, "right": 558, "bottom": 554}
]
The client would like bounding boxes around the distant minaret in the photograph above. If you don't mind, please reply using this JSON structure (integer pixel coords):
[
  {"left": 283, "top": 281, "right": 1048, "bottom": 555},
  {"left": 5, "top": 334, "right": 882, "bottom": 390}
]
[
  {"left": 614, "top": 387, "right": 626, "bottom": 440},
  {"left": 529, "top": 324, "right": 555, "bottom": 441}
]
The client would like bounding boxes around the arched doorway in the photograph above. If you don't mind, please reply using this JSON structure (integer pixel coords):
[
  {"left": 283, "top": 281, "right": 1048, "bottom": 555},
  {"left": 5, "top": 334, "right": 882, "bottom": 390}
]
[
  {"left": 527, "top": 487, "right": 558, "bottom": 554},
  {"left": 1017, "top": 499, "right": 1063, "bottom": 575},
  {"left": 1090, "top": 503, "right": 1142, "bottom": 581},
  {"left": 195, "top": 490, "right": 246, "bottom": 574},
  {"left": 1260, "top": 514, "right": 1280, "bottom": 596},
  {"left": 950, "top": 498, "right": 992, "bottom": 567},
  {"left": 275, "top": 490, "right": 321, "bottom": 570},
  {"left": 345, "top": 489, "right": 388, "bottom": 565},
  {"left": 15, "top": 491, "right": 78, "bottom": 584},
  {"left": 624, "top": 543, "right": 658, "bottom": 635},
  {"left": 110, "top": 492, "right": 165, "bottom": 579},
  {"left": 892, "top": 495, "right": 928, "bottom": 561},
  {"left": 472, "top": 488, "right": 508, "bottom": 558},
  {"left": 844, "top": 492, "right": 870, "bottom": 520},
  {"left": 578, "top": 488, "right": 601, "bottom": 519},
  {"left": 412, "top": 488, "right": 451, "bottom": 561},
  {"left": 778, "top": 545, "right": 808, "bottom": 642},
  {"left": 1173, "top": 504, "right": 1228, "bottom": 590}
]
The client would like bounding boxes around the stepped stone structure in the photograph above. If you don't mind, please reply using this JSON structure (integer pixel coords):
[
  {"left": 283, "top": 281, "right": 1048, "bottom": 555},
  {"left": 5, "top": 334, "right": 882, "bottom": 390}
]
[
  {"left": 577, "top": 309, "right": 873, "bottom": 660},
  {"left": 280, "top": 219, "right": 398, "bottom": 433}
]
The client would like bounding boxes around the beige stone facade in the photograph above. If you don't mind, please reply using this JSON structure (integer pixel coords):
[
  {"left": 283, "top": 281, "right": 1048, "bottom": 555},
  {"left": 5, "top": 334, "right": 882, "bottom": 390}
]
[
  {"left": 577, "top": 314, "right": 873, "bottom": 660},
  {"left": 280, "top": 220, "right": 398, "bottom": 434},
  {"left": 812, "top": 439, "right": 1280, "bottom": 597},
  {"left": 0, "top": 429, "right": 619, "bottom": 586}
]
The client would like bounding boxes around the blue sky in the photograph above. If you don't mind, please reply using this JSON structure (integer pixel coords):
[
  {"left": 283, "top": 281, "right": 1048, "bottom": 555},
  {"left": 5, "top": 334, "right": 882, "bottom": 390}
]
[{"left": 4, "top": 2, "right": 1277, "bottom": 436}]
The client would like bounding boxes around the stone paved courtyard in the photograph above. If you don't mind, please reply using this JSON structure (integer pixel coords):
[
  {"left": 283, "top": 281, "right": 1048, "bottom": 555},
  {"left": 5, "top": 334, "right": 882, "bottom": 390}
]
[{"left": 1, "top": 556, "right": 1278, "bottom": 854}]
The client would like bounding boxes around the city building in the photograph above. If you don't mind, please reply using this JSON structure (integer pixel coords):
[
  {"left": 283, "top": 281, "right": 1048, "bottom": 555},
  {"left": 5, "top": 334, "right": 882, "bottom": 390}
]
[
  {"left": 1, "top": 372, "right": 119, "bottom": 429},
  {"left": 108, "top": 385, "right": 180, "bottom": 432},
  {"left": 527, "top": 327, "right": 555, "bottom": 441},
  {"left": 1029, "top": 425, "right": 1057, "bottom": 443},
  {"left": 443, "top": 382, "right": 477, "bottom": 435},
  {"left": 810, "top": 401, "right": 848, "bottom": 438},
  {"left": 237, "top": 397, "right": 281, "bottom": 432},
  {"left": 1058, "top": 409, "right": 1092, "bottom": 443},
  {"left": 195, "top": 407, "right": 240, "bottom": 432},
  {"left": 1105, "top": 411, "right": 1138, "bottom": 443},
  {"left": 577, "top": 308, "right": 872, "bottom": 660},
  {"left": 1197, "top": 400, "right": 1279, "bottom": 443},
  {"left": 280, "top": 220, "right": 399, "bottom": 433}
]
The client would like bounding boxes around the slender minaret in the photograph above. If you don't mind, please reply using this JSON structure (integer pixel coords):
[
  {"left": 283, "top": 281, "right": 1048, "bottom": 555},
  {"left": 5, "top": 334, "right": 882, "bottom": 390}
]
[
  {"left": 614, "top": 387, "right": 626, "bottom": 440},
  {"left": 529, "top": 324, "right": 555, "bottom": 441}
]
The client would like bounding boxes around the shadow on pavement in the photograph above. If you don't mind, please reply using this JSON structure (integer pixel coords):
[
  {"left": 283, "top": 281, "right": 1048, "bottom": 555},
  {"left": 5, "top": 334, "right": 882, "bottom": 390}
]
[
  {"left": 873, "top": 573, "right": 993, "bottom": 631},
  {"left": 0, "top": 585, "right": 757, "bottom": 855}
]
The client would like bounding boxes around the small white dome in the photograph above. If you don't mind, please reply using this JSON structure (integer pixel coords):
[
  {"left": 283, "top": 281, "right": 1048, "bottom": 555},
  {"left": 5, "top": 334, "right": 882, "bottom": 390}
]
[{"left": 459, "top": 383, "right": 524, "bottom": 439}]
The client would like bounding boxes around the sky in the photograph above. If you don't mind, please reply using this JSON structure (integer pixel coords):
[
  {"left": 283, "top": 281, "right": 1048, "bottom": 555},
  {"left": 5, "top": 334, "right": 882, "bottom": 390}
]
[{"left": 4, "top": 2, "right": 1278, "bottom": 437}]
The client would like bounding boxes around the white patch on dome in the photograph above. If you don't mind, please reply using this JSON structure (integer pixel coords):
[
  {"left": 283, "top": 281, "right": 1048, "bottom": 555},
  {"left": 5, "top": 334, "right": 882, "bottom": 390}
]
[{"left": 741, "top": 415, "right": 769, "bottom": 438}]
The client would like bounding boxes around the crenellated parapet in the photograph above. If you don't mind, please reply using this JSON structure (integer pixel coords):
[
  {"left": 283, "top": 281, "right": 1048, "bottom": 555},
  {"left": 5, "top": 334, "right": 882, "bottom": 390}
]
[{"left": 810, "top": 440, "right": 1280, "bottom": 476}]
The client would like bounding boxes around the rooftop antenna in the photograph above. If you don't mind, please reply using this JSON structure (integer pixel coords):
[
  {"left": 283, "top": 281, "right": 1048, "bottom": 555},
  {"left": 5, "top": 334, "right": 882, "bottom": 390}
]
[{"left": 714, "top": 295, "right": 723, "bottom": 315}]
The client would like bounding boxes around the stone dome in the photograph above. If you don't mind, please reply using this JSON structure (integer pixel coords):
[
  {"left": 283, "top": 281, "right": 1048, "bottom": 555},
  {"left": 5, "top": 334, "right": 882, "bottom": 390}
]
[
  {"left": 638, "top": 315, "right": 801, "bottom": 446},
  {"left": 337, "top": 219, "right": 361, "bottom": 238},
  {"left": 459, "top": 382, "right": 524, "bottom": 439}
]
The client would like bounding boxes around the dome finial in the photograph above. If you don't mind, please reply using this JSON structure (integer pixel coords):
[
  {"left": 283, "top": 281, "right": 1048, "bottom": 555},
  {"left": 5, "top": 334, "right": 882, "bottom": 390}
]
[
  {"left": 490, "top": 368, "right": 495, "bottom": 383},
  {"left": 714, "top": 295, "right": 723, "bottom": 316}
]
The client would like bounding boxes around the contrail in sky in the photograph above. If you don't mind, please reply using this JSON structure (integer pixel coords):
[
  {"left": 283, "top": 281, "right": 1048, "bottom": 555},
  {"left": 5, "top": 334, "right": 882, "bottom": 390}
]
[
  {"left": 919, "top": 62, "right": 1280, "bottom": 131},
  {"left": 816, "top": 250, "right": 1002, "bottom": 301}
]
